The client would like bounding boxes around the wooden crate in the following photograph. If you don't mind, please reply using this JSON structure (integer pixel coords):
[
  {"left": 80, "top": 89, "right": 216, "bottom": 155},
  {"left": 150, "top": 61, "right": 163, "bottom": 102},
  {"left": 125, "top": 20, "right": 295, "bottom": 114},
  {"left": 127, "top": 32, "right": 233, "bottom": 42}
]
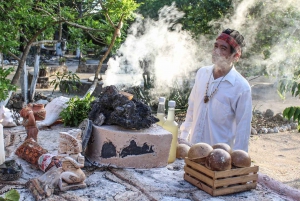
[{"left": 184, "top": 158, "right": 259, "bottom": 196}]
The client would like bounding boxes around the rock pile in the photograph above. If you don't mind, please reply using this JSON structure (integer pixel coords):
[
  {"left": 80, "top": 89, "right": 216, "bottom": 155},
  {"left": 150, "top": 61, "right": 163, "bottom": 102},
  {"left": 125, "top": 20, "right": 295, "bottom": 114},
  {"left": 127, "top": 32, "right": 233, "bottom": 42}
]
[{"left": 251, "top": 109, "right": 298, "bottom": 134}]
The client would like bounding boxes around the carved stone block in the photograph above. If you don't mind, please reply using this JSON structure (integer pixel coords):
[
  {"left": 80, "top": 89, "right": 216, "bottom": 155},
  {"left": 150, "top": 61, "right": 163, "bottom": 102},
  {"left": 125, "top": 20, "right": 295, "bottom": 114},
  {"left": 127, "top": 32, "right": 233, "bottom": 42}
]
[{"left": 85, "top": 125, "right": 172, "bottom": 168}]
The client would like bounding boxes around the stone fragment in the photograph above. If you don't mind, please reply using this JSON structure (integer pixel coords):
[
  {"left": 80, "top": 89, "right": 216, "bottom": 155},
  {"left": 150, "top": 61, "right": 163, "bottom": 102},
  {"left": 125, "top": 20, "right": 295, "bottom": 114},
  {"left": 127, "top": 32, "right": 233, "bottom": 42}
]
[
  {"left": 264, "top": 109, "right": 274, "bottom": 118},
  {"left": 85, "top": 125, "right": 172, "bottom": 168},
  {"left": 78, "top": 118, "right": 92, "bottom": 154},
  {"left": 251, "top": 127, "right": 257, "bottom": 135},
  {"left": 273, "top": 113, "right": 284, "bottom": 121},
  {"left": 290, "top": 122, "right": 298, "bottom": 130}
]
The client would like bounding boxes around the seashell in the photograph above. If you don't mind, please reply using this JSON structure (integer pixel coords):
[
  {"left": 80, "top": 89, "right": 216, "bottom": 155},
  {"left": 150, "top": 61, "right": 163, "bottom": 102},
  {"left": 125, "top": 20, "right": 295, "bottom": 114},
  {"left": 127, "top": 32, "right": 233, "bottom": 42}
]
[{"left": 37, "top": 96, "right": 69, "bottom": 127}]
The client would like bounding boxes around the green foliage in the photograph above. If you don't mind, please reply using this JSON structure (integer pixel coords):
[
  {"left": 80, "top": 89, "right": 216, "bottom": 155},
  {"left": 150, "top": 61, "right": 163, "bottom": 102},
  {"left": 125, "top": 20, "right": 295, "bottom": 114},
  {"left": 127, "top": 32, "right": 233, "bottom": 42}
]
[
  {"left": 283, "top": 106, "right": 300, "bottom": 123},
  {"left": 166, "top": 80, "right": 191, "bottom": 113},
  {"left": 39, "top": 63, "right": 47, "bottom": 70},
  {"left": 0, "top": 189, "right": 20, "bottom": 201},
  {"left": 136, "top": 0, "right": 232, "bottom": 36},
  {"left": 60, "top": 93, "right": 95, "bottom": 127},
  {"left": 0, "top": 67, "right": 17, "bottom": 101},
  {"left": 49, "top": 71, "right": 81, "bottom": 95},
  {"left": 277, "top": 65, "right": 300, "bottom": 100},
  {"left": 58, "top": 57, "right": 66, "bottom": 63},
  {"left": 129, "top": 78, "right": 192, "bottom": 114}
]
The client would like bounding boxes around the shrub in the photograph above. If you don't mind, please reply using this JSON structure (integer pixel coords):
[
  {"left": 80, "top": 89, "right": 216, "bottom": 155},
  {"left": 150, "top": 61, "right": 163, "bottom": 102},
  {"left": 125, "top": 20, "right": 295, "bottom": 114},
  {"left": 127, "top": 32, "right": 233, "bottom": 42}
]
[
  {"left": 0, "top": 67, "right": 17, "bottom": 101},
  {"left": 60, "top": 93, "right": 95, "bottom": 127}
]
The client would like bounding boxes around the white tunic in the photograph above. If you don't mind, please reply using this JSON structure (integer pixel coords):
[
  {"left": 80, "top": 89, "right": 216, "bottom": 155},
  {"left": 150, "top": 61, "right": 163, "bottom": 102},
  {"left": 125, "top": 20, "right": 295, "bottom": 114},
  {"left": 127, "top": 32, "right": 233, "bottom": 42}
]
[{"left": 180, "top": 65, "right": 252, "bottom": 152}]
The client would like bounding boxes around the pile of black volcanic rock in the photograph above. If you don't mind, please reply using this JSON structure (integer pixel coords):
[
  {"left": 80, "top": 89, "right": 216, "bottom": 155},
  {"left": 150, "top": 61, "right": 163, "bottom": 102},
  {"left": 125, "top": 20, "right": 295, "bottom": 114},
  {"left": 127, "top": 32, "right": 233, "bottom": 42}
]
[{"left": 88, "top": 85, "right": 159, "bottom": 130}]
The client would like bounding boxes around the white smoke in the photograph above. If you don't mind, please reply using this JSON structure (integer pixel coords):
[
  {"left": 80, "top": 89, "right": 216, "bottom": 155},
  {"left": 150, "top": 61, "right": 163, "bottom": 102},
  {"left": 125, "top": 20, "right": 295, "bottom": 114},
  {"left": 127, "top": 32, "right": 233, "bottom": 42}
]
[
  {"left": 104, "top": 3, "right": 203, "bottom": 92},
  {"left": 104, "top": 0, "right": 300, "bottom": 93}
]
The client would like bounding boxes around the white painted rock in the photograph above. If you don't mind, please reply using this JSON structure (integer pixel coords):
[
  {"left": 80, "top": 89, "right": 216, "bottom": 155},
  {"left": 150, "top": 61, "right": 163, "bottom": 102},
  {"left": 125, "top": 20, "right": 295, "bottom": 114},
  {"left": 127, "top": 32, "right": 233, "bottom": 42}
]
[
  {"left": 85, "top": 125, "right": 172, "bottom": 168},
  {"left": 37, "top": 96, "right": 69, "bottom": 127},
  {"left": 0, "top": 105, "right": 17, "bottom": 127}
]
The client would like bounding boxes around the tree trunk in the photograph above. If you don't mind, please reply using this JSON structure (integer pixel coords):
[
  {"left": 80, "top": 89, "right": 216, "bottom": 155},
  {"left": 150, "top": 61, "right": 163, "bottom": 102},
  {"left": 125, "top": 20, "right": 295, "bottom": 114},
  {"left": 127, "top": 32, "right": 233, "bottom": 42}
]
[
  {"left": 56, "top": 3, "right": 63, "bottom": 56},
  {"left": 11, "top": 27, "right": 48, "bottom": 86},
  {"left": 29, "top": 46, "right": 41, "bottom": 102},
  {"left": 21, "top": 61, "right": 28, "bottom": 104}
]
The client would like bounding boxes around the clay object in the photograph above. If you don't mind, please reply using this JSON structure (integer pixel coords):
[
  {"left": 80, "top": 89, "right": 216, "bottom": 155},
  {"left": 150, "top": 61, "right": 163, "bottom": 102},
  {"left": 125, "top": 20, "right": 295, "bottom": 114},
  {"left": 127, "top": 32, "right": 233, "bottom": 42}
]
[
  {"left": 20, "top": 106, "right": 39, "bottom": 141},
  {"left": 0, "top": 159, "right": 22, "bottom": 181},
  {"left": 78, "top": 119, "right": 92, "bottom": 154},
  {"left": 89, "top": 85, "right": 159, "bottom": 130},
  {"left": 28, "top": 103, "right": 46, "bottom": 121},
  {"left": 15, "top": 138, "right": 48, "bottom": 167},
  {"left": 38, "top": 154, "right": 62, "bottom": 172},
  {"left": 0, "top": 105, "right": 17, "bottom": 127},
  {"left": 37, "top": 96, "right": 69, "bottom": 127}
]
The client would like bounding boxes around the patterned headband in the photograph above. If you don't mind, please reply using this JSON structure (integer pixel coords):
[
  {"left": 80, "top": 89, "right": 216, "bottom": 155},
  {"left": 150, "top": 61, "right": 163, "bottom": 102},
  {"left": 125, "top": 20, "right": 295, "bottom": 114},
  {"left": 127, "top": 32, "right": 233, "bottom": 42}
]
[{"left": 216, "top": 33, "right": 242, "bottom": 57}]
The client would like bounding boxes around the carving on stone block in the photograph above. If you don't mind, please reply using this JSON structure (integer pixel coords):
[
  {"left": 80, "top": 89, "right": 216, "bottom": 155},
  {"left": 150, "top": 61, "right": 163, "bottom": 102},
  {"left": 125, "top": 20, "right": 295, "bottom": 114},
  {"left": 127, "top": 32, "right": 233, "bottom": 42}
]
[
  {"left": 101, "top": 142, "right": 117, "bottom": 158},
  {"left": 88, "top": 85, "right": 159, "bottom": 129},
  {"left": 58, "top": 130, "right": 86, "bottom": 191},
  {"left": 20, "top": 106, "right": 39, "bottom": 141},
  {"left": 120, "top": 140, "right": 154, "bottom": 158}
]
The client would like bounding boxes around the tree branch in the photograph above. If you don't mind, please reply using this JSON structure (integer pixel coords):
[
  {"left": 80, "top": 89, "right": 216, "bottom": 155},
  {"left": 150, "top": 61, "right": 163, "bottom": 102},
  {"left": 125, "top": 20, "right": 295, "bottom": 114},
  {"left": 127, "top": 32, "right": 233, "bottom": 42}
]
[
  {"left": 85, "top": 32, "right": 106, "bottom": 45},
  {"left": 32, "top": 40, "right": 59, "bottom": 46},
  {"left": 64, "top": 21, "right": 105, "bottom": 31},
  {"left": 34, "top": 7, "right": 57, "bottom": 21},
  {"left": 99, "top": 0, "right": 116, "bottom": 28},
  {"left": 7, "top": 51, "right": 21, "bottom": 61}
]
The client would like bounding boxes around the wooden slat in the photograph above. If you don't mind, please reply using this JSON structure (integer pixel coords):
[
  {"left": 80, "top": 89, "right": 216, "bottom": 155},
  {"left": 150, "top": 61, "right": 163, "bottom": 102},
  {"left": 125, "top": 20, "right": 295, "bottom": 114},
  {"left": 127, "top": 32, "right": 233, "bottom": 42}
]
[
  {"left": 184, "top": 166, "right": 214, "bottom": 187},
  {"left": 184, "top": 173, "right": 257, "bottom": 196},
  {"left": 184, "top": 158, "right": 214, "bottom": 177},
  {"left": 184, "top": 173, "right": 213, "bottom": 195},
  {"left": 185, "top": 158, "right": 259, "bottom": 179},
  {"left": 214, "top": 166, "right": 259, "bottom": 178},
  {"left": 213, "top": 182, "right": 257, "bottom": 196},
  {"left": 214, "top": 174, "right": 258, "bottom": 188}
]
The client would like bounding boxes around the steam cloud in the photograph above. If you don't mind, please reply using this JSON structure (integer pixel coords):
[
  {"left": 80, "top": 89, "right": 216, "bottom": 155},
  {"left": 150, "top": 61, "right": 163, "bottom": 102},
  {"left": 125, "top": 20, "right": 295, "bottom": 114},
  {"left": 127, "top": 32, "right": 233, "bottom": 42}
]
[
  {"left": 105, "top": 0, "right": 300, "bottom": 93},
  {"left": 104, "top": 3, "right": 204, "bottom": 93}
]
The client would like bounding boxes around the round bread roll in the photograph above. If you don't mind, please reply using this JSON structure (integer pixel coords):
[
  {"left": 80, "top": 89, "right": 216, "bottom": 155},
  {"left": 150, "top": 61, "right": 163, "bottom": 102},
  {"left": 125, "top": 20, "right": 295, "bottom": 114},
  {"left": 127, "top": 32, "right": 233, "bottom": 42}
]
[
  {"left": 176, "top": 144, "right": 190, "bottom": 159},
  {"left": 231, "top": 150, "right": 251, "bottom": 168},
  {"left": 212, "top": 143, "right": 232, "bottom": 154},
  {"left": 188, "top": 143, "right": 213, "bottom": 164},
  {"left": 205, "top": 148, "right": 231, "bottom": 171}
]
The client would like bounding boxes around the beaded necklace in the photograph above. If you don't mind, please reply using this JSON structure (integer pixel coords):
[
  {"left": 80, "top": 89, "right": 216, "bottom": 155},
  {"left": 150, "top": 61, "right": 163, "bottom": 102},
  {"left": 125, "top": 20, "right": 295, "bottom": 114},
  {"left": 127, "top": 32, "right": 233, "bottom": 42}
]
[{"left": 204, "top": 68, "right": 231, "bottom": 103}]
